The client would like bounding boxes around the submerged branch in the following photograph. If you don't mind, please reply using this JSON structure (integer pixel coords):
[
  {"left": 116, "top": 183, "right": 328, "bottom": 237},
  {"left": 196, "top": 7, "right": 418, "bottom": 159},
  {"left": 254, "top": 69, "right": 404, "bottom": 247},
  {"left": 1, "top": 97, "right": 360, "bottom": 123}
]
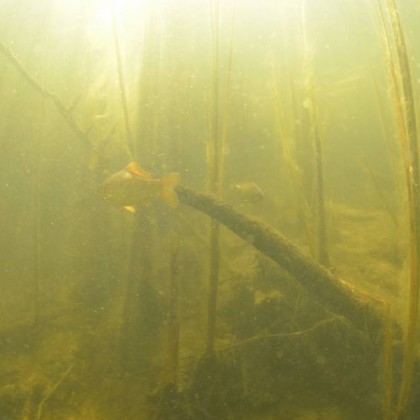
[
  {"left": 378, "top": 0, "right": 420, "bottom": 416},
  {"left": 112, "top": 8, "right": 134, "bottom": 158},
  {"left": 0, "top": 42, "right": 92, "bottom": 149},
  {"left": 35, "top": 363, "right": 73, "bottom": 420},
  {"left": 176, "top": 186, "right": 392, "bottom": 340},
  {"left": 217, "top": 316, "right": 342, "bottom": 352}
]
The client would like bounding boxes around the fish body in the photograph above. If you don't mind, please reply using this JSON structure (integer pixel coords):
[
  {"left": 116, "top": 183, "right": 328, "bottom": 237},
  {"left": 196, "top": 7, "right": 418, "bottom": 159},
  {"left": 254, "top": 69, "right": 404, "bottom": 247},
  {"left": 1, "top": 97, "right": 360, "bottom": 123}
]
[
  {"left": 99, "top": 162, "right": 180, "bottom": 211},
  {"left": 232, "top": 182, "right": 264, "bottom": 203}
]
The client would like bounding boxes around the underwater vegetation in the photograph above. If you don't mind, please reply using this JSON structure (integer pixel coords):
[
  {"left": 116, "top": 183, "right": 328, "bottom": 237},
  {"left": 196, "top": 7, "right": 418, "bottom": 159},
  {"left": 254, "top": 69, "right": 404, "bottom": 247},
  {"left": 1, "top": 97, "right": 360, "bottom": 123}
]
[{"left": 1, "top": 0, "right": 420, "bottom": 419}]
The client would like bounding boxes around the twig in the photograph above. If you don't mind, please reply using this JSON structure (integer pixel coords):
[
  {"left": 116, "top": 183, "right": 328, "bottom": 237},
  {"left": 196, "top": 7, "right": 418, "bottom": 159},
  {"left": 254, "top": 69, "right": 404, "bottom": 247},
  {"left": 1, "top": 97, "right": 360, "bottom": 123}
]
[
  {"left": 0, "top": 42, "right": 92, "bottom": 149},
  {"left": 111, "top": 5, "right": 134, "bottom": 158},
  {"left": 382, "top": 301, "right": 394, "bottom": 420},
  {"left": 301, "top": 0, "right": 330, "bottom": 267},
  {"left": 216, "top": 317, "right": 342, "bottom": 352},
  {"left": 377, "top": 1, "right": 420, "bottom": 416},
  {"left": 35, "top": 363, "right": 73, "bottom": 420},
  {"left": 205, "top": 0, "right": 221, "bottom": 356},
  {"left": 164, "top": 233, "right": 180, "bottom": 385}
]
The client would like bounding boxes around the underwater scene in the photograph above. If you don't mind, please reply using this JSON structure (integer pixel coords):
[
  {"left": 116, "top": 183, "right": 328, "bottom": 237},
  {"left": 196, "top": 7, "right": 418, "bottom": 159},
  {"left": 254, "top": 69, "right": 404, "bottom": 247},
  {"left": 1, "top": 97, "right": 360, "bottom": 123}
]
[{"left": 1, "top": 0, "right": 420, "bottom": 419}]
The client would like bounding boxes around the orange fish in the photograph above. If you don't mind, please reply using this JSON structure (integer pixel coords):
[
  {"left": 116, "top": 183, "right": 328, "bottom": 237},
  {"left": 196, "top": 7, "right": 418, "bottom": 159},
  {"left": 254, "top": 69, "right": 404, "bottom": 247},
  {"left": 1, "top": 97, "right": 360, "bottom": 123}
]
[{"left": 99, "top": 162, "right": 180, "bottom": 212}]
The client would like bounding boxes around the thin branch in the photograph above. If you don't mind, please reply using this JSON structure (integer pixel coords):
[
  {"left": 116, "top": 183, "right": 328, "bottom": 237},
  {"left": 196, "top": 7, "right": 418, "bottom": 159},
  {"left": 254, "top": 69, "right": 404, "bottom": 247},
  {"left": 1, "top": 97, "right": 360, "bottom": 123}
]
[
  {"left": 0, "top": 42, "right": 92, "bottom": 149},
  {"left": 35, "top": 363, "right": 73, "bottom": 420},
  {"left": 216, "top": 317, "right": 343, "bottom": 352},
  {"left": 112, "top": 6, "right": 134, "bottom": 158}
]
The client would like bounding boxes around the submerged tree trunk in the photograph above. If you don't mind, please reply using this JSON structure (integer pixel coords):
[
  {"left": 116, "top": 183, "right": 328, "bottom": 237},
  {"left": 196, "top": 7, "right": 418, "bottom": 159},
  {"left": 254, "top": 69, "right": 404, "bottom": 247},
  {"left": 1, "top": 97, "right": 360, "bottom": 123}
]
[{"left": 176, "top": 185, "right": 391, "bottom": 340}]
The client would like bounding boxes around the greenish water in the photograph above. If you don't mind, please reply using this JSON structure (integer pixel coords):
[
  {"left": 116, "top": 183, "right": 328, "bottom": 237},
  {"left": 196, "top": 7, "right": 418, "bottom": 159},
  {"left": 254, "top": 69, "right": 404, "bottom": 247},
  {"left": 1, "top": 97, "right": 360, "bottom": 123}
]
[{"left": 1, "top": 0, "right": 420, "bottom": 418}]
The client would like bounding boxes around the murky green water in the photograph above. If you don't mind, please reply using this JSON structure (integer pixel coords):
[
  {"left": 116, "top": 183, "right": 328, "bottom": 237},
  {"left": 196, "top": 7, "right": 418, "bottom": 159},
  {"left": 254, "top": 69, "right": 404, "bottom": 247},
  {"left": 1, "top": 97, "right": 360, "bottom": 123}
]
[{"left": 1, "top": 0, "right": 420, "bottom": 418}]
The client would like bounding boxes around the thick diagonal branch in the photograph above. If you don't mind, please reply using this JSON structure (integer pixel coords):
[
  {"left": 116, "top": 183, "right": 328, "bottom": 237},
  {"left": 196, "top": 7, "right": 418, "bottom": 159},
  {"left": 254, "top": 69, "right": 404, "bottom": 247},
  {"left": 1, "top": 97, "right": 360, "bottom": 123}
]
[{"left": 176, "top": 186, "right": 391, "bottom": 341}]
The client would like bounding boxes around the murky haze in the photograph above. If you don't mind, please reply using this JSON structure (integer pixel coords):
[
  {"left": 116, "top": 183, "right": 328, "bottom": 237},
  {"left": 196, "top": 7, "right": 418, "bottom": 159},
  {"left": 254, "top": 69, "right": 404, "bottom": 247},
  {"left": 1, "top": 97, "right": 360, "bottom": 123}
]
[{"left": 1, "top": 0, "right": 420, "bottom": 418}]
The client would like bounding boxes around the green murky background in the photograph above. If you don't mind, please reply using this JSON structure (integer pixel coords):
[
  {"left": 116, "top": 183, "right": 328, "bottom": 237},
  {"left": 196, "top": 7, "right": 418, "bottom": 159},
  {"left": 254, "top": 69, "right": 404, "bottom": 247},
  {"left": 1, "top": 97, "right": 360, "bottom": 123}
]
[{"left": 1, "top": 0, "right": 420, "bottom": 418}]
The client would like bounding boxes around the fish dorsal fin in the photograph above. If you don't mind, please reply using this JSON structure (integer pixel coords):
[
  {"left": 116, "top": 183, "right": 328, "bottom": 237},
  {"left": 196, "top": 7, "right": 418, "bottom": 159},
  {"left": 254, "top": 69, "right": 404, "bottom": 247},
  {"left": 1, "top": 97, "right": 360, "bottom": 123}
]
[{"left": 125, "top": 162, "right": 152, "bottom": 180}]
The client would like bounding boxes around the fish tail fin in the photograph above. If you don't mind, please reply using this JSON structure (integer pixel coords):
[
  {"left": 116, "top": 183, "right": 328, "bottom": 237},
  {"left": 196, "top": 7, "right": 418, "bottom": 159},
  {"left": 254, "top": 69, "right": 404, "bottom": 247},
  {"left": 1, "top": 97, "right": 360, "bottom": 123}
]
[{"left": 161, "top": 173, "right": 181, "bottom": 208}]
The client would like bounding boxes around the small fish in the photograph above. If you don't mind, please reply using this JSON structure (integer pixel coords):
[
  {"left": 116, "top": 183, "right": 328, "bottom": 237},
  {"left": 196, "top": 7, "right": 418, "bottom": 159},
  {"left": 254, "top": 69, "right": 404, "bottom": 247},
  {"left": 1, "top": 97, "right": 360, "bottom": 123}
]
[
  {"left": 232, "top": 182, "right": 264, "bottom": 203},
  {"left": 98, "top": 162, "right": 180, "bottom": 212}
]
